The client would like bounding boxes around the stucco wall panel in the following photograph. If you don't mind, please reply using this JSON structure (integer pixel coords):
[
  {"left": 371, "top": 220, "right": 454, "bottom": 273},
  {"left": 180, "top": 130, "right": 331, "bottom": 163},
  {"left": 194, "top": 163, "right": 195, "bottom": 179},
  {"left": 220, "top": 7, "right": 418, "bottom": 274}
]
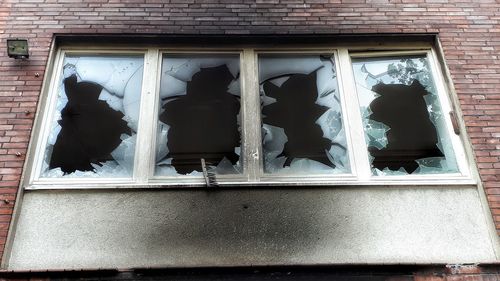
[{"left": 7, "top": 186, "right": 496, "bottom": 269}]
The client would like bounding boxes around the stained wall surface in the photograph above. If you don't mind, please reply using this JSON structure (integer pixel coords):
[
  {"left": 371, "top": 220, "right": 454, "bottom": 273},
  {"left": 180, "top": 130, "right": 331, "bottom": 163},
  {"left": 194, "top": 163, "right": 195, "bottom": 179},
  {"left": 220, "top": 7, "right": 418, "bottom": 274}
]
[{"left": 7, "top": 187, "right": 497, "bottom": 269}]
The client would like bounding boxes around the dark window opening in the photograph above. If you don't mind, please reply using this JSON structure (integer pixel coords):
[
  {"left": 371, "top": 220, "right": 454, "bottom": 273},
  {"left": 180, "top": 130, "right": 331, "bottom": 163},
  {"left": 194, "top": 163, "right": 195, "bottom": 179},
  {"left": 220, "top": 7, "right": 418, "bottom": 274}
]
[
  {"left": 262, "top": 71, "right": 333, "bottom": 168},
  {"left": 159, "top": 65, "right": 241, "bottom": 175},
  {"left": 43, "top": 55, "right": 144, "bottom": 178},
  {"left": 352, "top": 55, "right": 459, "bottom": 175},
  {"left": 259, "top": 55, "right": 350, "bottom": 175},
  {"left": 368, "top": 81, "right": 444, "bottom": 173},
  {"left": 49, "top": 75, "right": 132, "bottom": 174},
  {"left": 156, "top": 55, "right": 242, "bottom": 176}
]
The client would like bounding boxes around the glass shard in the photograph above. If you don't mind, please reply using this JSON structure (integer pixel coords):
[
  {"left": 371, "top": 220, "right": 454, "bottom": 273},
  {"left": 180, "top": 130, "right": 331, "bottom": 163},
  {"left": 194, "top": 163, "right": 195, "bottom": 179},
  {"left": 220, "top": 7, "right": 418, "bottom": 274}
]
[
  {"left": 156, "top": 55, "right": 241, "bottom": 176},
  {"left": 259, "top": 55, "right": 350, "bottom": 174},
  {"left": 41, "top": 55, "right": 144, "bottom": 178},
  {"left": 352, "top": 56, "right": 459, "bottom": 175},
  {"left": 259, "top": 56, "right": 323, "bottom": 82}
]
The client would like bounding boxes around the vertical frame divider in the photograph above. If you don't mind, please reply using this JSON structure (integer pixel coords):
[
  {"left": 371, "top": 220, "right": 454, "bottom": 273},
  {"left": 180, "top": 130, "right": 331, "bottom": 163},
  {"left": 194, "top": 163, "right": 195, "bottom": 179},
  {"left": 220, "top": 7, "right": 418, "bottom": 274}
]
[
  {"left": 134, "top": 48, "right": 160, "bottom": 183},
  {"left": 338, "top": 49, "right": 372, "bottom": 181},
  {"left": 241, "top": 49, "right": 262, "bottom": 181}
]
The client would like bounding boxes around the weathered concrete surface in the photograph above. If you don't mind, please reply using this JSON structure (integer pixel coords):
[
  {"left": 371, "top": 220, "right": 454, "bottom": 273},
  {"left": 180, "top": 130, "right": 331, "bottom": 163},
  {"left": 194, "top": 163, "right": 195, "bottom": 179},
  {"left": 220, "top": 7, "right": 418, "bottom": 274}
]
[{"left": 7, "top": 186, "right": 497, "bottom": 269}]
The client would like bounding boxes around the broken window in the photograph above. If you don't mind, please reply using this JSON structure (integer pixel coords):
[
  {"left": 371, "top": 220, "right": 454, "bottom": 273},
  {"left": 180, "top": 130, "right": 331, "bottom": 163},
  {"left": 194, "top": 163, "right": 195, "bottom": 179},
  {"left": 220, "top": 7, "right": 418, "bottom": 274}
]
[
  {"left": 156, "top": 55, "right": 242, "bottom": 176},
  {"left": 352, "top": 56, "right": 459, "bottom": 175},
  {"left": 259, "top": 55, "right": 350, "bottom": 174},
  {"left": 29, "top": 47, "right": 470, "bottom": 188},
  {"left": 41, "top": 55, "right": 144, "bottom": 178}
]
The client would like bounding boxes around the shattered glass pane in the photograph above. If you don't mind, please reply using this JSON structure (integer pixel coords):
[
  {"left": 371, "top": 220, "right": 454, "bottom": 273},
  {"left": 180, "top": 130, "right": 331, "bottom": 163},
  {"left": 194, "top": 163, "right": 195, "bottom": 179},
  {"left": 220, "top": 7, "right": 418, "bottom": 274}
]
[
  {"left": 156, "top": 55, "right": 241, "bottom": 176},
  {"left": 352, "top": 55, "right": 459, "bottom": 175},
  {"left": 41, "top": 55, "right": 144, "bottom": 178},
  {"left": 259, "top": 55, "right": 350, "bottom": 175}
]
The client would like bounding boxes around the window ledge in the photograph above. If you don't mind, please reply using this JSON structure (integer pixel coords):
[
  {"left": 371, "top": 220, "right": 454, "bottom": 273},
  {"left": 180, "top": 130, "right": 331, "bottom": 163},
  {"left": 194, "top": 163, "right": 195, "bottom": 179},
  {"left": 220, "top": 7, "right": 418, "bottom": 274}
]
[{"left": 24, "top": 176, "right": 476, "bottom": 190}]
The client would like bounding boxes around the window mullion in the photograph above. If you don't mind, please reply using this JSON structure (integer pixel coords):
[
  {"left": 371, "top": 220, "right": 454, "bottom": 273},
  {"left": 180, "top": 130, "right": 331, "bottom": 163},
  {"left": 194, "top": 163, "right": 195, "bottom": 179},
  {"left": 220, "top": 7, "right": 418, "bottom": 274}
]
[
  {"left": 133, "top": 48, "right": 160, "bottom": 183},
  {"left": 241, "top": 49, "right": 262, "bottom": 181},
  {"left": 337, "top": 49, "right": 372, "bottom": 181}
]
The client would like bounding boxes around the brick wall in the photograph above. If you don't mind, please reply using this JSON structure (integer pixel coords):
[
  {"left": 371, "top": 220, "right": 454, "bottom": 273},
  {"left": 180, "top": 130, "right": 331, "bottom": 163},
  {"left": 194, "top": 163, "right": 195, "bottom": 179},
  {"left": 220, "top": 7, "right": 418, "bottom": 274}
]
[{"left": 0, "top": 0, "right": 499, "bottom": 264}]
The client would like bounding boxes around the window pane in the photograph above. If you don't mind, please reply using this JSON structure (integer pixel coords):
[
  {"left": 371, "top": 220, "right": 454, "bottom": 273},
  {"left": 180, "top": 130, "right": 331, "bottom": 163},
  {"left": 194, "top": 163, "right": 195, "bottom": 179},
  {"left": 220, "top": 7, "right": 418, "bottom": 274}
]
[
  {"left": 42, "top": 54, "right": 144, "bottom": 178},
  {"left": 155, "top": 55, "right": 242, "bottom": 176},
  {"left": 352, "top": 55, "right": 459, "bottom": 175},
  {"left": 259, "top": 55, "right": 350, "bottom": 175}
]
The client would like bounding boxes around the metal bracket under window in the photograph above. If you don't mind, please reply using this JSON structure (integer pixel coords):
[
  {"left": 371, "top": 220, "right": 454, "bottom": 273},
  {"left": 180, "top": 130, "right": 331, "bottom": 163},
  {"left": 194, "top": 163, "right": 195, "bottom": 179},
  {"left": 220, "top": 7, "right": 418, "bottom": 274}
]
[
  {"left": 449, "top": 111, "right": 460, "bottom": 135},
  {"left": 201, "top": 158, "right": 218, "bottom": 188}
]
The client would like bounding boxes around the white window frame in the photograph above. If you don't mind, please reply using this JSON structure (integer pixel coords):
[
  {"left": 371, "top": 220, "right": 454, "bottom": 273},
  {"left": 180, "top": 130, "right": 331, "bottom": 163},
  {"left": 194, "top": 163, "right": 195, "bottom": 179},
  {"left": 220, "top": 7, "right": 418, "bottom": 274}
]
[
  {"left": 342, "top": 49, "right": 471, "bottom": 185},
  {"left": 23, "top": 45, "right": 475, "bottom": 190}
]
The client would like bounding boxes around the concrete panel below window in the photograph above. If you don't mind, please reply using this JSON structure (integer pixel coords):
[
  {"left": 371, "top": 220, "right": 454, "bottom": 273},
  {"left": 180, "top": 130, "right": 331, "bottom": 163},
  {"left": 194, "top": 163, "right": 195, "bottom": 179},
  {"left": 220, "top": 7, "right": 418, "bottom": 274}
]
[{"left": 6, "top": 186, "right": 498, "bottom": 269}]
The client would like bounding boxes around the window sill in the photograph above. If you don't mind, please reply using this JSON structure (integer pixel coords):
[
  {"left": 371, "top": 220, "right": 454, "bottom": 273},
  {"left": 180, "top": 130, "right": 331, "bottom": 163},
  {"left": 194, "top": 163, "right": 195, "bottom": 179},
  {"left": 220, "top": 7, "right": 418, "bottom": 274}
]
[{"left": 24, "top": 175, "right": 476, "bottom": 190}]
